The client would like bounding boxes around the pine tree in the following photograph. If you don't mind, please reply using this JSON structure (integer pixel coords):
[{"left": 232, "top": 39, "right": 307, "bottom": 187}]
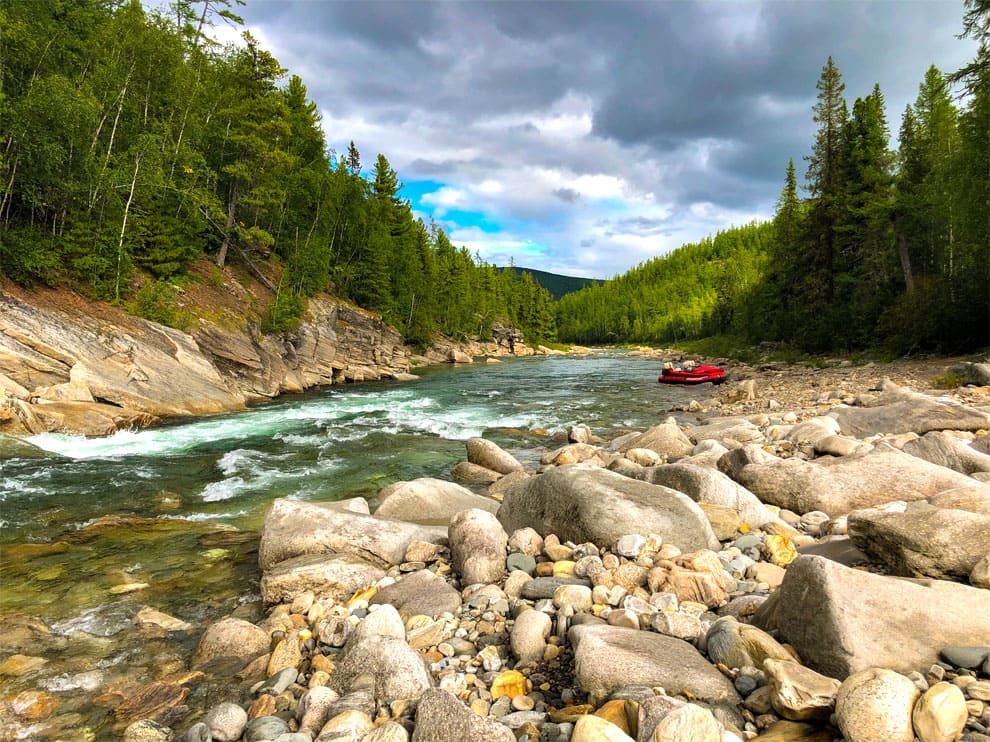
[{"left": 805, "top": 57, "right": 848, "bottom": 310}]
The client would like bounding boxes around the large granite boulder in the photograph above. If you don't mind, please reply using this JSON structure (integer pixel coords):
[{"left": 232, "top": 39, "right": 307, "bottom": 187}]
[
  {"left": 497, "top": 465, "right": 720, "bottom": 552},
  {"left": 632, "top": 463, "right": 777, "bottom": 529},
  {"left": 259, "top": 498, "right": 446, "bottom": 572},
  {"left": 901, "top": 431, "right": 990, "bottom": 475},
  {"left": 568, "top": 623, "right": 740, "bottom": 707},
  {"left": 618, "top": 422, "right": 695, "bottom": 460},
  {"left": 828, "top": 381, "right": 990, "bottom": 437},
  {"left": 847, "top": 505, "right": 990, "bottom": 580},
  {"left": 375, "top": 478, "right": 499, "bottom": 523},
  {"left": 259, "top": 553, "right": 386, "bottom": 605},
  {"left": 466, "top": 437, "right": 524, "bottom": 475},
  {"left": 717, "top": 443, "right": 983, "bottom": 516},
  {"left": 752, "top": 555, "right": 990, "bottom": 679}
]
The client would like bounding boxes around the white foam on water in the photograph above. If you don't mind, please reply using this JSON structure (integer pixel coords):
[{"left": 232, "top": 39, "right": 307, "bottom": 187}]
[
  {"left": 199, "top": 477, "right": 247, "bottom": 502},
  {"left": 50, "top": 603, "right": 135, "bottom": 637},
  {"left": 160, "top": 510, "right": 248, "bottom": 522}
]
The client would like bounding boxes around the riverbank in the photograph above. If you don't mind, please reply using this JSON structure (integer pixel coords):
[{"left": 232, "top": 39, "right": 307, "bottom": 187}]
[
  {"left": 0, "top": 275, "right": 579, "bottom": 439},
  {"left": 4, "top": 352, "right": 988, "bottom": 739}
]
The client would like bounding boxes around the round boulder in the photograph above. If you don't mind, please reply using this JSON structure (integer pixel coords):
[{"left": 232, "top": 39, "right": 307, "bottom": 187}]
[{"left": 835, "top": 667, "right": 920, "bottom": 742}]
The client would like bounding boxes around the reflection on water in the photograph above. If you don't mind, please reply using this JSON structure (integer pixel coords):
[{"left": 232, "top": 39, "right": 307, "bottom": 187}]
[{"left": 0, "top": 352, "right": 706, "bottom": 735}]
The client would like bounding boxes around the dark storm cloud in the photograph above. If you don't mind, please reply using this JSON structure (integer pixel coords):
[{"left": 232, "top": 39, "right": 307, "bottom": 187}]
[{"left": 226, "top": 0, "right": 977, "bottom": 274}]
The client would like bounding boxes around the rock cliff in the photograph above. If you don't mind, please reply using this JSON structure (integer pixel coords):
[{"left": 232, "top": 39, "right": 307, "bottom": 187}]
[{"left": 0, "top": 283, "right": 410, "bottom": 437}]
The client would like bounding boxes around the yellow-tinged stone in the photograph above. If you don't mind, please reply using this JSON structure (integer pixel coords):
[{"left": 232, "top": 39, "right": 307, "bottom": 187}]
[
  {"left": 470, "top": 698, "right": 491, "bottom": 716},
  {"left": 200, "top": 548, "right": 229, "bottom": 559},
  {"left": 738, "top": 522, "right": 752, "bottom": 534},
  {"left": 762, "top": 535, "right": 798, "bottom": 567},
  {"left": 405, "top": 614, "right": 433, "bottom": 631},
  {"left": 0, "top": 655, "right": 48, "bottom": 676},
  {"left": 11, "top": 690, "right": 61, "bottom": 720},
  {"left": 1, "top": 542, "right": 69, "bottom": 560},
  {"left": 348, "top": 586, "right": 377, "bottom": 607},
  {"left": 593, "top": 699, "right": 637, "bottom": 736},
  {"left": 540, "top": 682, "right": 551, "bottom": 691},
  {"left": 110, "top": 582, "right": 149, "bottom": 594},
  {"left": 549, "top": 704, "right": 593, "bottom": 723},
  {"left": 572, "top": 713, "right": 636, "bottom": 741},
  {"left": 553, "top": 560, "right": 577, "bottom": 578},
  {"left": 490, "top": 670, "right": 528, "bottom": 699}
]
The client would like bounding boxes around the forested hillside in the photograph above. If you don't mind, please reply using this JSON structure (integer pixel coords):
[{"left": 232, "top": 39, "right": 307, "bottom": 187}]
[
  {"left": 559, "top": 11, "right": 988, "bottom": 354},
  {"left": 0, "top": 0, "right": 556, "bottom": 347},
  {"left": 503, "top": 266, "right": 601, "bottom": 301}
]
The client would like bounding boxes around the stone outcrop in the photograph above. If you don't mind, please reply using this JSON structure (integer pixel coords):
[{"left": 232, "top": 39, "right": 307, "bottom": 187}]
[
  {"left": 497, "top": 464, "right": 720, "bottom": 552},
  {"left": 828, "top": 380, "right": 990, "bottom": 437},
  {"left": 717, "top": 442, "right": 984, "bottom": 516},
  {"left": 753, "top": 555, "right": 990, "bottom": 679},
  {"left": 0, "top": 286, "right": 410, "bottom": 436}
]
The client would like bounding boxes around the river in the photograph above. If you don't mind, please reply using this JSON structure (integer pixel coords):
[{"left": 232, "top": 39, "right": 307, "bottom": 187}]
[{"left": 0, "top": 351, "right": 709, "bottom": 736}]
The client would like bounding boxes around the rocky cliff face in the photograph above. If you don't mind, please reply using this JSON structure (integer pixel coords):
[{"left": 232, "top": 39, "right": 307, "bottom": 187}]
[{"left": 0, "top": 285, "right": 409, "bottom": 437}]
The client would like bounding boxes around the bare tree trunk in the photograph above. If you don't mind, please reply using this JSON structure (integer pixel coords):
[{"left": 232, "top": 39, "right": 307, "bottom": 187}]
[
  {"left": 216, "top": 181, "right": 238, "bottom": 269},
  {"left": 895, "top": 229, "right": 915, "bottom": 293},
  {"left": 115, "top": 152, "right": 142, "bottom": 302}
]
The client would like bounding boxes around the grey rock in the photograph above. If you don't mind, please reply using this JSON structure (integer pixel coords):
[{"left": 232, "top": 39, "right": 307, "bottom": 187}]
[
  {"left": 259, "top": 552, "right": 386, "bottom": 606},
  {"left": 506, "top": 553, "right": 536, "bottom": 574},
  {"left": 180, "top": 723, "right": 211, "bottom": 742},
  {"left": 685, "top": 416, "right": 765, "bottom": 447},
  {"left": 466, "top": 437, "right": 525, "bottom": 475},
  {"left": 376, "top": 477, "right": 499, "bottom": 523},
  {"left": 259, "top": 498, "right": 446, "bottom": 571},
  {"left": 635, "top": 462, "right": 776, "bottom": 529},
  {"left": 370, "top": 569, "right": 461, "bottom": 620},
  {"left": 753, "top": 555, "right": 990, "bottom": 679},
  {"left": 329, "top": 634, "right": 433, "bottom": 703},
  {"left": 848, "top": 506, "right": 990, "bottom": 580},
  {"left": 449, "top": 508, "right": 508, "bottom": 586},
  {"left": 245, "top": 716, "right": 290, "bottom": 742},
  {"left": 192, "top": 617, "right": 270, "bottom": 669},
  {"left": 256, "top": 667, "right": 298, "bottom": 696},
  {"left": 498, "top": 465, "right": 719, "bottom": 552},
  {"left": 567, "top": 622, "right": 740, "bottom": 706},
  {"left": 618, "top": 422, "right": 694, "bottom": 459},
  {"left": 939, "top": 646, "right": 990, "bottom": 669},
  {"left": 950, "top": 362, "right": 990, "bottom": 387},
  {"left": 204, "top": 702, "right": 247, "bottom": 742},
  {"left": 411, "top": 688, "right": 515, "bottom": 741},
  {"left": 828, "top": 381, "right": 990, "bottom": 437},
  {"left": 705, "top": 616, "right": 793, "bottom": 669},
  {"left": 903, "top": 431, "right": 990, "bottom": 475},
  {"left": 718, "top": 443, "right": 984, "bottom": 516}
]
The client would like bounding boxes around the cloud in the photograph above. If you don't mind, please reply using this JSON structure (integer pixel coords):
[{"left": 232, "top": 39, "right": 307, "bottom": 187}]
[{"left": 192, "top": 0, "right": 979, "bottom": 279}]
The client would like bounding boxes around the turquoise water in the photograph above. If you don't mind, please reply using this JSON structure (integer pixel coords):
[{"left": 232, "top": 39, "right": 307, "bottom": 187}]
[{"left": 0, "top": 352, "right": 709, "bottom": 736}]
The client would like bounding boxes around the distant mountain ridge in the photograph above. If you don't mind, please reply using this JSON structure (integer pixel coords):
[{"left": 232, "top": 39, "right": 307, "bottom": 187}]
[{"left": 502, "top": 266, "right": 601, "bottom": 301}]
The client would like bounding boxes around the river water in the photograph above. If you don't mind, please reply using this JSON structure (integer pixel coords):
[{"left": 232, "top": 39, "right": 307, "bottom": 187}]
[{"left": 0, "top": 352, "right": 709, "bottom": 736}]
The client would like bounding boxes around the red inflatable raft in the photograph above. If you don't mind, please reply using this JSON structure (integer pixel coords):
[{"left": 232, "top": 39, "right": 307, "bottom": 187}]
[{"left": 658, "top": 364, "right": 726, "bottom": 385}]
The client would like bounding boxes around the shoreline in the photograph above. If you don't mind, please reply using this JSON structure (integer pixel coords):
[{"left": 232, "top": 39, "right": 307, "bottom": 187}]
[{"left": 2, "top": 356, "right": 989, "bottom": 738}]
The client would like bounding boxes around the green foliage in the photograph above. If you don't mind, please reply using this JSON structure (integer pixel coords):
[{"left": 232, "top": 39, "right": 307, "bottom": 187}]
[
  {"left": 131, "top": 279, "right": 192, "bottom": 330},
  {"left": 262, "top": 290, "right": 304, "bottom": 334},
  {"left": 0, "top": 0, "right": 554, "bottom": 348},
  {"left": 931, "top": 371, "right": 965, "bottom": 389}
]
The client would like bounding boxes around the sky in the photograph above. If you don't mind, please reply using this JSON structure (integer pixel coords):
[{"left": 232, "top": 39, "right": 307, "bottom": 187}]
[{"left": 198, "top": 0, "right": 977, "bottom": 280}]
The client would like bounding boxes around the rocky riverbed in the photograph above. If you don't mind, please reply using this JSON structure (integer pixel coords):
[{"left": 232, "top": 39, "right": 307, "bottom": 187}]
[{"left": 3, "top": 356, "right": 990, "bottom": 741}]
